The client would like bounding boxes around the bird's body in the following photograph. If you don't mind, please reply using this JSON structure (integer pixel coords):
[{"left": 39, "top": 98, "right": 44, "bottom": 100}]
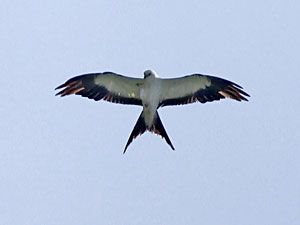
[
  {"left": 140, "top": 71, "right": 161, "bottom": 127},
  {"left": 56, "top": 69, "right": 250, "bottom": 153}
]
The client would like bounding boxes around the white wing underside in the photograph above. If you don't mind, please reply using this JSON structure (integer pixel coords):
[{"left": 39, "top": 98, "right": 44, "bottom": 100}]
[
  {"left": 94, "top": 74, "right": 143, "bottom": 99},
  {"left": 161, "top": 76, "right": 211, "bottom": 100}
]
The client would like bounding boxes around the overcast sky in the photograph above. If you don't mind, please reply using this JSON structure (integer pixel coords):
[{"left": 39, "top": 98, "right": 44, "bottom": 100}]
[{"left": 1, "top": 1, "right": 299, "bottom": 224}]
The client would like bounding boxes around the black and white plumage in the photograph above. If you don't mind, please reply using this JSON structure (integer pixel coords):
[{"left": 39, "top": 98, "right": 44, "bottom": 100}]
[{"left": 55, "top": 70, "right": 250, "bottom": 153}]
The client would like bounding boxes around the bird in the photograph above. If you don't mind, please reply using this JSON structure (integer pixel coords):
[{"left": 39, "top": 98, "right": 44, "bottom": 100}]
[{"left": 55, "top": 70, "right": 250, "bottom": 153}]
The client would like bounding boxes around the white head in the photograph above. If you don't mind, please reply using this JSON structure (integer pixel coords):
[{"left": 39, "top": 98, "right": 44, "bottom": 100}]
[{"left": 144, "top": 69, "right": 158, "bottom": 78}]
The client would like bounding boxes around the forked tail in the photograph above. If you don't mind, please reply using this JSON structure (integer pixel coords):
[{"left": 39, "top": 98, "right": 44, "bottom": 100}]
[
  {"left": 124, "top": 111, "right": 175, "bottom": 153},
  {"left": 124, "top": 111, "right": 147, "bottom": 153}
]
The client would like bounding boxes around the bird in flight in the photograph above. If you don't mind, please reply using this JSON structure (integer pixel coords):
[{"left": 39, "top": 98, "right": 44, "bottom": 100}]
[{"left": 55, "top": 70, "right": 250, "bottom": 153}]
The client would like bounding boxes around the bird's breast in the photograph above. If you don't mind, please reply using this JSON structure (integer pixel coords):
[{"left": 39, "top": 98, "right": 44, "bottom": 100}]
[
  {"left": 140, "top": 79, "right": 162, "bottom": 108},
  {"left": 140, "top": 78, "right": 162, "bottom": 127}
]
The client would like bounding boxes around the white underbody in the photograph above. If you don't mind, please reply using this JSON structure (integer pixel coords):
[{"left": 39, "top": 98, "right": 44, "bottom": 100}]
[{"left": 139, "top": 75, "right": 162, "bottom": 128}]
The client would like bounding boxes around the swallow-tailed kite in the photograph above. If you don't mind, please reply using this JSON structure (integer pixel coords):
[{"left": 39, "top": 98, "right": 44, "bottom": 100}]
[{"left": 55, "top": 70, "right": 250, "bottom": 153}]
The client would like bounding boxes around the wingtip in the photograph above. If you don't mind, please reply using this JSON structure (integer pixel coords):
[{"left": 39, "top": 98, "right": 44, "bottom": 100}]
[
  {"left": 55, "top": 84, "right": 65, "bottom": 90},
  {"left": 230, "top": 81, "right": 243, "bottom": 89},
  {"left": 55, "top": 83, "right": 67, "bottom": 96},
  {"left": 55, "top": 89, "right": 68, "bottom": 97}
]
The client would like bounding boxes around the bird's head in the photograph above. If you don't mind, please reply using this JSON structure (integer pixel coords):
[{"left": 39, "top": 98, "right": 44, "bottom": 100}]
[{"left": 144, "top": 70, "right": 158, "bottom": 78}]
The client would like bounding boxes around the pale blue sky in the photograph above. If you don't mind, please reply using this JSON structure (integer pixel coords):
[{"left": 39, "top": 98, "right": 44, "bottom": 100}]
[{"left": 1, "top": 1, "right": 299, "bottom": 224}]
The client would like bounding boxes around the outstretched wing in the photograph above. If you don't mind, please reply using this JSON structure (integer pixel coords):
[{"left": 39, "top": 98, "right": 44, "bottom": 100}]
[
  {"left": 159, "top": 74, "right": 250, "bottom": 107},
  {"left": 55, "top": 72, "right": 143, "bottom": 105}
]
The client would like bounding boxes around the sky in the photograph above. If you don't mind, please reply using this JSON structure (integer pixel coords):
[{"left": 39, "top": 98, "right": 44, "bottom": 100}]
[{"left": 1, "top": 0, "right": 299, "bottom": 224}]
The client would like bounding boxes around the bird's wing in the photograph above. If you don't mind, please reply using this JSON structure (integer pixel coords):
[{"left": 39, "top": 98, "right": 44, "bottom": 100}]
[
  {"left": 159, "top": 74, "right": 250, "bottom": 107},
  {"left": 55, "top": 72, "right": 143, "bottom": 105}
]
